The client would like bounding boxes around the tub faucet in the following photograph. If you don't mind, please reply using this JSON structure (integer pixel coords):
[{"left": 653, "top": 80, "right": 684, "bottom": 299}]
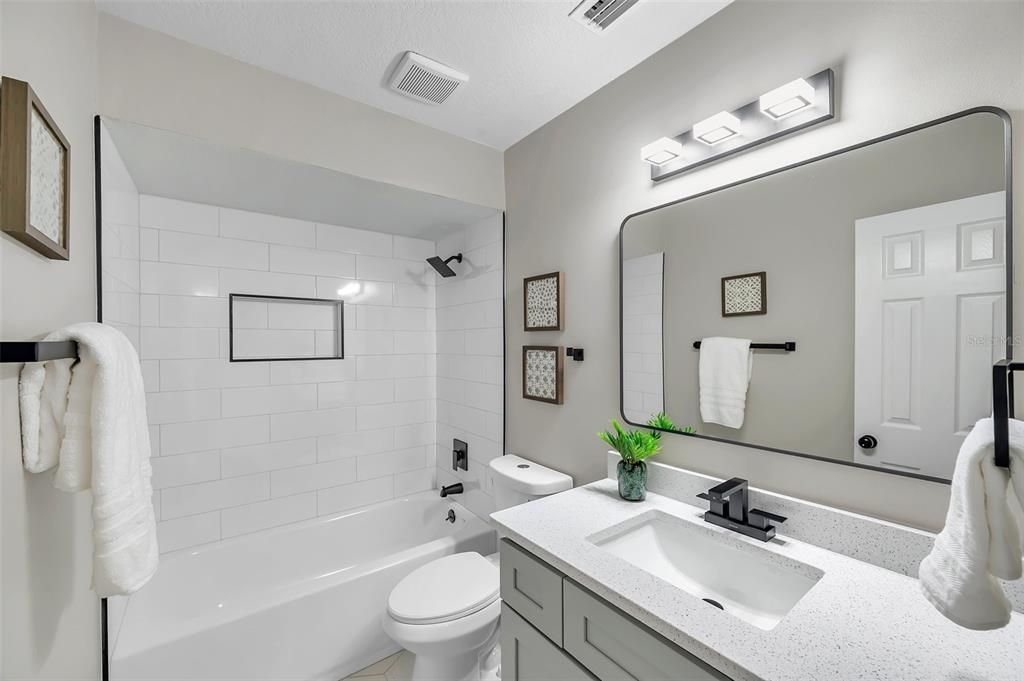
[{"left": 440, "top": 483, "right": 463, "bottom": 497}]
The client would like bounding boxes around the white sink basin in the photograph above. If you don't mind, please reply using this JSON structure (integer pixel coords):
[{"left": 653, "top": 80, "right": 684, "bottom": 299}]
[{"left": 590, "top": 511, "right": 823, "bottom": 630}]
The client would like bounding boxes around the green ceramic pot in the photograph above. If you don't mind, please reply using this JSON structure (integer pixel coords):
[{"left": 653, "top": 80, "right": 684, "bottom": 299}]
[{"left": 617, "top": 460, "right": 647, "bottom": 501}]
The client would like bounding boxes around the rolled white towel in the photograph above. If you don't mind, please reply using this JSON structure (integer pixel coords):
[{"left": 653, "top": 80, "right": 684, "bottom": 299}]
[{"left": 919, "top": 417, "right": 1024, "bottom": 630}]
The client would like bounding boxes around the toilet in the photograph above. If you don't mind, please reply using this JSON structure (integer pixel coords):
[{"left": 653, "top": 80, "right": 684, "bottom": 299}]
[{"left": 382, "top": 455, "right": 573, "bottom": 681}]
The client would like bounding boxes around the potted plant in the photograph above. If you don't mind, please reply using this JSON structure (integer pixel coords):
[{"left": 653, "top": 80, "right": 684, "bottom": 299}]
[{"left": 598, "top": 413, "right": 690, "bottom": 501}]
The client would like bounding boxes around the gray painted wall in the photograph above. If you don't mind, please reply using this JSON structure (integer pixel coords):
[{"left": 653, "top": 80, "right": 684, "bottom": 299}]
[
  {"left": 505, "top": 0, "right": 1024, "bottom": 531},
  {"left": 624, "top": 114, "right": 1005, "bottom": 464}
]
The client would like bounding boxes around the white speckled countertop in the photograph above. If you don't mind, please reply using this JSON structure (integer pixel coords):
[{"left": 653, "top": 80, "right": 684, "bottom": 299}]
[{"left": 491, "top": 480, "right": 1024, "bottom": 681}]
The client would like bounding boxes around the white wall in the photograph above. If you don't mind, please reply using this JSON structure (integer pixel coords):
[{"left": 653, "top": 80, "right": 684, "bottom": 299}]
[
  {"left": 133, "top": 196, "right": 439, "bottom": 552},
  {"left": 433, "top": 215, "right": 505, "bottom": 519},
  {"left": 504, "top": 0, "right": 1024, "bottom": 531},
  {"left": 0, "top": 2, "right": 101, "bottom": 679},
  {"left": 97, "top": 14, "right": 505, "bottom": 211}
]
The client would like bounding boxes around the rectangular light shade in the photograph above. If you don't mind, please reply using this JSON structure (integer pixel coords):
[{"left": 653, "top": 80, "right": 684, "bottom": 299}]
[
  {"left": 759, "top": 78, "right": 816, "bottom": 120},
  {"left": 640, "top": 137, "right": 683, "bottom": 166},
  {"left": 693, "top": 111, "right": 741, "bottom": 146}
]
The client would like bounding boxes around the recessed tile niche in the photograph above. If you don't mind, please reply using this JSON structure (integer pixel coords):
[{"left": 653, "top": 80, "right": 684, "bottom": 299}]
[{"left": 229, "top": 294, "right": 344, "bottom": 362}]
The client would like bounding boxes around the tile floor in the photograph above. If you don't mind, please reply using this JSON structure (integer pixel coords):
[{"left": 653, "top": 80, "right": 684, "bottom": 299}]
[{"left": 343, "top": 650, "right": 413, "bottom": 681}]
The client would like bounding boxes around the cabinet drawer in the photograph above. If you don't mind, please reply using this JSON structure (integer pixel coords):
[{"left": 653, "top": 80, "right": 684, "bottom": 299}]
[
  {"left": 563, "top": 580, "right": 731, "bottom": 681},
  {"left": 500, "top": 539, "right": 564, "bottom": 645},
  {"left": 501, "top": 604, "right": 594, "bottom": 681}
]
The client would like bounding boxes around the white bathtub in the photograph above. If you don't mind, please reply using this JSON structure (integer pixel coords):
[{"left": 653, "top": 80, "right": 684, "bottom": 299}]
[{"left": 109, "top": 492, "right": 495, "bottom": 681}]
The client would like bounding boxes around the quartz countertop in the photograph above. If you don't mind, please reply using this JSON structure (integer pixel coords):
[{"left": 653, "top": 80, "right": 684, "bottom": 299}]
[{"left": 491, "top": 480, "right": 1024, "bottom": 681}]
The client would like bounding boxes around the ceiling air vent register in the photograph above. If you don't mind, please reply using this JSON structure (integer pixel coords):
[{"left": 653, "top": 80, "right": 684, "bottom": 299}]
[
  {"left": 569, "top": 0, "right": 641, "bottom": 33},
  {"left": 388, "top": 52, "right": 468, "bottom": 105}
]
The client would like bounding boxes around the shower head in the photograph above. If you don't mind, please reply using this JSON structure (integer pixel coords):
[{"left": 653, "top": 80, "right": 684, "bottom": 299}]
[{"left": 426, "top": 253, "right": 463, "bottom": 278}]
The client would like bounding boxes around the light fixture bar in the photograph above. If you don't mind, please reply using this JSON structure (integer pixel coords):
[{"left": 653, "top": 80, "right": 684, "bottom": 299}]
[
  {"left": 650, "top": 68, "right": 835, "bottom": 182},
  {"left": 640, "top": 137, "right": 683, "bottom": 166}
]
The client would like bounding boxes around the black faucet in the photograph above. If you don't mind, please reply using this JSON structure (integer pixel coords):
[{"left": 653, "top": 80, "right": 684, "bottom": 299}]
[
  {"left": 440, "top": 483, "right": 463, "bottom": 497},
  {"left": 697, "top": 478, "right": 787, "bottom": 541}
]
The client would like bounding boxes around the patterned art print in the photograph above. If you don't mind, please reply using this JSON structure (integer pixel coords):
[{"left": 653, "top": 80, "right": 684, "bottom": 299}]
[
  {"left": 523, "top": 346, "right": 562, "bottom": 403},
  {"left": 722, "top": 272, "right": 767, "bottom": 316},
  {"left": 524, "top": 272, "right": 563, "bottom": 330},
  {"left": 30, "top": 106, "right": 66, "bottom": 246}
]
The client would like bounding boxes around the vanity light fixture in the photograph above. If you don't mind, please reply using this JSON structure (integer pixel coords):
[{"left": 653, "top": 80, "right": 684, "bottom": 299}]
[
  {"left": 692, "top": 111, "right": 742, "bottom": 146},
  {"left": 759, "top": 78, "right": 816, "bottom": 120},
  {"left": 640, "top": 137, "right": 683, "bottom": 166},
  {"left": 644, "top": 68, "right": 835, "bottom": 183}
]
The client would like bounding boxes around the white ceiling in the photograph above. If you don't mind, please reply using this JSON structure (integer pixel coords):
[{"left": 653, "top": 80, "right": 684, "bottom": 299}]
[
  {"left": 97, "top": 0, "right": 730, "bottom": 150},
  {"left": 105, "top": 118, "right": 498, "bottom": 240}
]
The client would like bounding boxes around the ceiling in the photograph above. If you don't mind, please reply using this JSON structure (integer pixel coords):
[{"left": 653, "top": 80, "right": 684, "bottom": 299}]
[
  {"left": 105, "top": 118, "right": 498, "bottom": 240},
  {"left": 97, "top": 0, "right": 730, "bottom": 150}
]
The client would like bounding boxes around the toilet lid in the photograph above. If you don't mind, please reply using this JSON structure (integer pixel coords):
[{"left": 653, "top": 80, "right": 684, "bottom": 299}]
[{"left": 388, "top": 552, "right": 499, "bottom": 625}]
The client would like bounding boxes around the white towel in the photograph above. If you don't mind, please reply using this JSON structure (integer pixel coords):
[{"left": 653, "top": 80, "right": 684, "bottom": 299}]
[
  {"left": 919, "top": 417, "right": 1024, "bottom": 630},
  {"left": 19, "top": 323, "right": 158, "bottom": 597},
  {"left": 698, "top": 337, "right": 753, "bottom": 429}
]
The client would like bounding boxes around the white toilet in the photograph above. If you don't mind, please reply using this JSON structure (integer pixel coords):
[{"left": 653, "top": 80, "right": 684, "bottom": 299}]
[{"left": 382, "top": 455, "right": 573, "bottom": 681}]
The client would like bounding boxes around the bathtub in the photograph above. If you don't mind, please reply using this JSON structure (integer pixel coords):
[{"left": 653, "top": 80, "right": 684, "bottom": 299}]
[{"left": 109, "top": 492, "right": 495, "bottom": 681}]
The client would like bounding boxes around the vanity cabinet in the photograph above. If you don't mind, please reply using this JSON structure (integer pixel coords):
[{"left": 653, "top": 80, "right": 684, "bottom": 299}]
[{"left": 499, "top": 539, "right": 732, "bottom": 681}]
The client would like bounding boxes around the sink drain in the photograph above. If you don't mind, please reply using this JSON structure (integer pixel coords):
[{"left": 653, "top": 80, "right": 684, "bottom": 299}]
[{"left": 702, "top": 598, "right": 724, "bottom": 610}]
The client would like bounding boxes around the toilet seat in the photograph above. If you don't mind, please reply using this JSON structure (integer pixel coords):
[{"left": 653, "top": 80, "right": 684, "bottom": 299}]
[{"left": 388, "top": 552, "right": 499, "bottom": 625}]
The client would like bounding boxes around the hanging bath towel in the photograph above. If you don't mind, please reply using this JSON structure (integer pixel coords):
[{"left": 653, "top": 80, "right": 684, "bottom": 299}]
[
  {"left": 698, "top": 337, "right": 753, "bottom": 429},
  {"left": 19, "top": 322, "right": 158, "bottom": 596}
]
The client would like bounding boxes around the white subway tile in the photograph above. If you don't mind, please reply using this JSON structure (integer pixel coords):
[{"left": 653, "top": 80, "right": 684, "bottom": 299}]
[
  {"left": 394, "top": 284, "right": 435, "bottom": 309},
  {"left": 140, "top": 196, "right": 219, "bottom": 235},
  {"left": 219, "top": 269, "right": 316, "bottom": 298},
  {"left": 317, "top": 380, "right": 394, "bottom": 409},
  {"left": 141, "top": 295, "right": 160, "bottom": 326},
  {"left": 436, "top": 331, "right": 466, "bottom": 355},
  {"left": 232, "top": 329, "right": 315, "bottom": 360},
  {"left": 316, "top": 223, "right": 392, "bottom": 256},
  {"left": 231, "top": 299, "right": 268, "bottom": 329},
  {"left": 157, "top": 512, "right": 220, "bottom": 553},
  {"left": 140, "top": 228, "right": 159, "bottom": 261},
  {"left": 222, "top": 384, "right": 317, "bottom": 417},
  {"left": 158, "top": 296, "right": 228, "bottom": 328},
  {"left": 220, "top": 208, "right": 315, "bottom": 247},
  {"left": 464, "top": 328, "right": 503, "bottom": 356},
  {"left": 356, "top": 255, "right": 428, "bottom": 285},
  {"left": 149, "top": 425, "right": 161, "bottom": 457},
  {"left": 393, "top": 236, "right": 435, "bottom": 262},
  {"left": 161, "top": 474, "right": 269, "bottom": 519},
  {"left": 394, "top": 467, "right": 436, "bottom": 496},
  {"left": 141, "top": 262, "right": 219, "bottom": 297},
  {"left": 141, "top": 327, "right": 220, "bottom": 360},
  {"left": 356, "top": 355, "right": 430, "bottom": 380},
  {"left": 463, "top": 382, "right": 503, "bottom": 414},
  {"left": 140, "top": 360, "right": 159, "bottom": 393},
  {"left": 394, "top": 331, "right": 435, "bottom": 355},
  {"left": 151, "top": 451, "right": 221, "bottom": 489},
  {"left": 358, "top": 400, "right": 431, "bottom": 431},
  {"left": 221, "top": 494, "right": 316, "bottom": 537},
  {"left": 269, "top": 360, "right": 355, "bottom": 385},
  {"left": 317, "top": 477, "right": 393, "bottom": 516},
  {"left": 147, "top": 389, "right": 221, "bottom": 424},
  {"left": 315, "top": 278, "right": 394, "bottom": 306},
  {"left": 344, "top": 330, "right": 395, "bottom": 356},
  {"left": 394, "top": 422, "right": 436, "bottom": 449},
  {"left": 395, "top": 377, "right": 436, "bottom": 402},
  {"left": 271, "top": 407, "right": 356, "bottom": 441},
  {"left": 267, "top": 300, "right": 337, "bottom": 330},
  {"left": 161, "top": 415, "right": 269, "bottom": 455},
  {"left": 270, "top": 245, "right": 355, "bottom": 278},
  {"left": 270, "top": 459, "right": 358, "bottom": 497},
  {"left": 221, "top": 438, "right": 317, "bottom": 478},
  {"left": 357, "top": 446, "right": 427, "bottom": 481},
  {"left": 317, "top": 428, "right": 395, "bottom": 462},
  {"left": 159, "top": 231, "right": 268, "bottom": 270},
  {"left": 159, "top": 359, "right": 269, "bottom": 391}
]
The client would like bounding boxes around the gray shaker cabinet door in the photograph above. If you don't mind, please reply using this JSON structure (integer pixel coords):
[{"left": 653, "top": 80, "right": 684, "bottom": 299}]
[
  {"left": 500, "top": 539, "right": 565, "bottom": 645},
  {"left": 563, "top": 581, "right": 732, "bottom": 681},
  {"left": 502, "top": 603, "right": 595, "bottom": 681}
]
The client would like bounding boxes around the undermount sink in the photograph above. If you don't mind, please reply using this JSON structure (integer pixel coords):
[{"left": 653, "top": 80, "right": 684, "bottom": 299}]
[{"left": 589, "top": 511, "right": 823, "bottom": 630}]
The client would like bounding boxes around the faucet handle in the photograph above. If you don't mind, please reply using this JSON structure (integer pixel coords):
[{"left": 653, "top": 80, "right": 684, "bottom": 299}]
[
  {"left": 696, "top": 492, "right": 713, "bottom": 501},
  {"left": 748, "top": 508, "right": 787, "bottom": 530}
]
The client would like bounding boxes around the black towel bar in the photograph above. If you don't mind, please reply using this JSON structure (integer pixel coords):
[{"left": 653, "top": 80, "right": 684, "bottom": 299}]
[
  {"left": 692, "top": 340, "right": 796, "bottom": 352},
  {"left": 992, "top": 359, "right": 1022, "bottom": 469},
  {"left": 0, "top": 341, "right": 79, "bottom": 363}
]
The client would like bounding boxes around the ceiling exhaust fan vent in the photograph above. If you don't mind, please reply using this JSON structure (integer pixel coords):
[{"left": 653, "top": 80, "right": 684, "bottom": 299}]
[
  {"left": 388, "top": 52, "right": 467, "bottom": 105},
  {"left": 569, "top": 0, "right": 642, "bottom": 33}
]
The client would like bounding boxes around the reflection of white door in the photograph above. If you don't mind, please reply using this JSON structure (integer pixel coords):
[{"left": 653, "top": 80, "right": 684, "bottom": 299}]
[{"left": 854, "top": 192, "right": 1005, "bottom": 478}]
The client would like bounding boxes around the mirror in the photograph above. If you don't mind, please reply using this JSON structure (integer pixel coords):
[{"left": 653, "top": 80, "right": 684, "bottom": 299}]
[{"left": 621, "top": 110, "right": 1010, "bottom": 482}]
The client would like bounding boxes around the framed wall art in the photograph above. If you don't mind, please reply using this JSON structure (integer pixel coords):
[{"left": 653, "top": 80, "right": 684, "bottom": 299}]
[
  {"left": 523, "top": 345, "right": 563, "bottom": 404},
  {"left": 0, "top": 77, "right": 71, "bottom": 260},
  {"left": 721, "top": 271, "right": 766, "bottom": 317},
  {"left": 524, "top": 271, "right": 563, "bottom": 331}
]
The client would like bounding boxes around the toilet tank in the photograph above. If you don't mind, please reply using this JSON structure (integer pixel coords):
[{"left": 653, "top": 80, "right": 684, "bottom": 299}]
[{"left": 489, "top": 455, "right": 573, "bottom": 512}]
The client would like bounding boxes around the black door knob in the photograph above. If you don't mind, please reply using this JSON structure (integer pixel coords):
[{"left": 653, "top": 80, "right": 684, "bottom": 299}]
[{"left": 858, "top": 435, "right": 878, "bottom": 449}]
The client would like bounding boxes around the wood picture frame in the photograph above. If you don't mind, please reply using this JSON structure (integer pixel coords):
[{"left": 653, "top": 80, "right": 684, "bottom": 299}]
[
  {"left": 0, "top": 77, "right": 71, "bottom": 260},
  {"left": 523, "top": 271, "right": 564, "bottom": 331},
  {"left": 721, "top": 271, "right": 767, "bottom": 317},
  {"left": 522, "top": 345, "right": 563, "bottom": 404}
]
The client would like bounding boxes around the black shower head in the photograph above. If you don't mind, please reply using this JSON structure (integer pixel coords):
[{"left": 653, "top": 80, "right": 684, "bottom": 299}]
[{"left": 426, "top": 253, "right": 463, "bottom": 278}]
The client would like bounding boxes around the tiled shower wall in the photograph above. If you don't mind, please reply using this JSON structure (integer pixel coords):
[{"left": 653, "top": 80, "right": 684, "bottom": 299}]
[
  {"left": 622, "top": 252, "right": 664, "bottom": 424},
  {"left": 434, "top": 215, "right": 505, "bottom": 520},
  {"left": 137, "top": 195, "right": 441, "bottom": 552},
  {"left": 99, "top": 125, "right": 141, "bottom": 350}
]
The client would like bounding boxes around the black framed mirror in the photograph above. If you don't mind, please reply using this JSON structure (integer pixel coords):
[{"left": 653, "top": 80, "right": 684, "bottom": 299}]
[{"left": 620, "top": 108, "right": 1012, "bottom": 484}]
